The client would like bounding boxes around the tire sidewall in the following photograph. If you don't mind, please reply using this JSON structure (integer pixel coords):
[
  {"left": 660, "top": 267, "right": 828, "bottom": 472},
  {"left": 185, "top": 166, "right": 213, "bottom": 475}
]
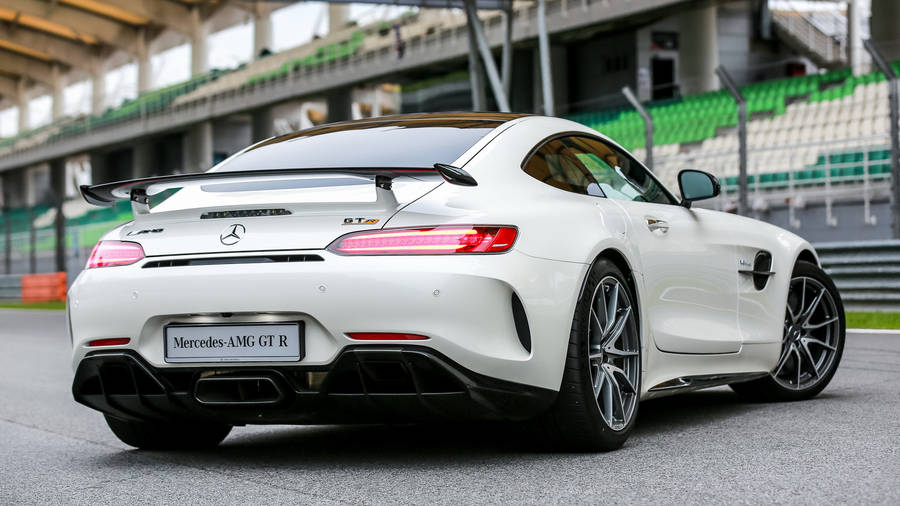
[
  {"left": 574, "top": 258, "right": 642, "bottom": 445},
  {"left": 775, "top": 260, "right": 846, "bottom": 400}
]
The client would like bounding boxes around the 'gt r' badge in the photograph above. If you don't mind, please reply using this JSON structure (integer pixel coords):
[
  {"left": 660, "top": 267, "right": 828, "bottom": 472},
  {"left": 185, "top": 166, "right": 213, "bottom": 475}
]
[
  {"left": 343, "top": 218, "right": 380, "bottom": 225},
  {"left": 220, "top": 224, "right": 246, "bottom": 245}
]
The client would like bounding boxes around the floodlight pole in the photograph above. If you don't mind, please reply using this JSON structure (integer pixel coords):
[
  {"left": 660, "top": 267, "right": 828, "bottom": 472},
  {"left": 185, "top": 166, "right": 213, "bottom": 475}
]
[
  {"left": 622, "top": 86, "right": 653, "bottom": 170},
  {"left": 537, "top": 0, "right": 554, "bottom": 116},
  {"left": 466, "top": 15, "right": 486, "bottom": 110},
  {"left": 501, "top": 1, "right": 513, "bottom": 100},
  {"left": 463, "top": 0, "right": 510, "bottom": 112},
  {"left": 865, "top": 39, "right": 900, "bottom": 239},
  {"left": 716, "top": 65, "right": 748, "bottom": 216}
]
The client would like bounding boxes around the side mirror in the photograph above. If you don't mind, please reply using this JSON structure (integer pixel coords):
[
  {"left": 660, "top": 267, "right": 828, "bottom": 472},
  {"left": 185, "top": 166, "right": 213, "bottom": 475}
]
[{"left": 677, "top": 169, "right": 720, "bottom": 208}]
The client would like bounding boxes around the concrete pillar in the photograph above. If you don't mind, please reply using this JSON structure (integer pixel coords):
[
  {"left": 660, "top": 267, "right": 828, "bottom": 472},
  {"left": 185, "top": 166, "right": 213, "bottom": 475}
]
[
  {"left": 132, "top": 140, "right": 154, "bottom": 178},
  {"left": 136, "top": 28, "right": 152, "bottom": 93},
  {"left": 253, "top": 8, "right": 273, "bottom": 60},
  {"left": 183, "top": 121, "right": 213, "bottom": 172},
  {"left": 328, "top": 5, "right": 350, "bottom": 34},
  {"left": 870, "top": 0, "right": 900, "bottom": 62},
  {"left": 16, "top": 78, "right": 29, "bottom": 133},
  {"left": 251, "top": 107, "right": 275, "bottom": 142},
  {"left": 89, "top": 152, "right": 107, "bottom": 185},
  {"left": 551, "top": 44, "right": 568, "bottom": 115},
  {"left": 91, "top": 59, "right": 106, "bottom": 116},
  {"left": 190, "top": 8, "right": 209, "bottom": 76},
  {"left": 51, "top": 65, "right": 65, "bottom": 121},
  {"left": 326, "top": 88, "right": 353, "bottom": 123},
  {"left": 678, "top": 5, "right": 719, "bottom": 95}
]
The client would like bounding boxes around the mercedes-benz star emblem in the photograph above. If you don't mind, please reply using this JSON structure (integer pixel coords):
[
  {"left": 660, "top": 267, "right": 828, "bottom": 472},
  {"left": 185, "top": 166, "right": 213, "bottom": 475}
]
[{"left": 220, "top": 224, "right": 246, "bottom": 246}]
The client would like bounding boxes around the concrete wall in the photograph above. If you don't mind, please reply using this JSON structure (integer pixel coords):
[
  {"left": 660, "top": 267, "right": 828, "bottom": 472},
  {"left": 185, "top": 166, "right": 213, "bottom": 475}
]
[
  {"left": 636, "top": 1, "right": 797, "bottom": 101},
  {"left": 752, "top": 200, "right": 891, "bottom": 243},
  {"left": 568, "top": 30, "right": 637, "bottom": 113}
]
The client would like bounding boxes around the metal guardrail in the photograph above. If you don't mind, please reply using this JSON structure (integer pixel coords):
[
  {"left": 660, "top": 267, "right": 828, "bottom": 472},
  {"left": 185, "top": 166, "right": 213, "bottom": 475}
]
[
  {"left": 0, "top": 274, "right": 22, "bottom": 301},
  {"left": 816, "top": 240, "right": 900, "bottom": 311}
]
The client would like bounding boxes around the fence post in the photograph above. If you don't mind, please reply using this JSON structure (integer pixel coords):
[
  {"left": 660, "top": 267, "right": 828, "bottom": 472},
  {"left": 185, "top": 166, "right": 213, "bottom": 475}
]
[
  {"left": 825, "top": 153, "right": 837, "bottom": 226},
  {"left": 622, "top": 86, "right": 654, "bottom": 170},
  {"left": 715, "top": 65, "right": 749, "bottom": 216},
  {"left": 864, "top": 39, "right": 900, "bottom": 238},
  {"left": 1, "top": 174, "right": 9, "bottom": 275},
  {"left": 51, "top": 159, "right": 66, "bottom": 272},
  {"left": 28, "top": 206, "right": 36, "bottom": 274}
]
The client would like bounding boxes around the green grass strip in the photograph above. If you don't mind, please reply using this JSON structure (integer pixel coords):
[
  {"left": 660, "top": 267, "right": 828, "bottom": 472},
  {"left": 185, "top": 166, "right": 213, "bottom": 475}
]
[
  {"left": 0, "top": 301, "right": 66, "bottom": 310},
  {"left": 845, "top": 312, "right": 900, "bottom": 330}
]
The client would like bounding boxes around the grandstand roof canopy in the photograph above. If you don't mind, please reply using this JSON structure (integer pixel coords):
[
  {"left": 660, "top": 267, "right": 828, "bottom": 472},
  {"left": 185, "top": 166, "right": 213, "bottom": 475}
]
[{"left": 0, "top": 0, "right": 510, "bottom": 105}]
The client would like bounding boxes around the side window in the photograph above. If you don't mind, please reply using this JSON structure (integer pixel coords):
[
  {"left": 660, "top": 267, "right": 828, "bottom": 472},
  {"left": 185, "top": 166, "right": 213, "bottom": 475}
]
[
  {"left": 567, "top": 136, "right": 675, "bottom": 205},
  {"left": 521, "top": 138, "right": 604, "bottom": 196}
]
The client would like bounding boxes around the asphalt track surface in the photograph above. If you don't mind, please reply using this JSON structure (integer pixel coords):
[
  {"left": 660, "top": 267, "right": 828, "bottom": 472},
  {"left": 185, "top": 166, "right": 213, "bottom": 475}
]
[{"left": 1, "top": 309, "right": 897, "bottom": 505}]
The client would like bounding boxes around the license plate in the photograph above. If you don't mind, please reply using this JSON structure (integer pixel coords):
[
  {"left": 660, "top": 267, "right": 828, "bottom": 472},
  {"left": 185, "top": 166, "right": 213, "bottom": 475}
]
[{"left": 164, "top": 322, "right": 304, "bottom": 363}]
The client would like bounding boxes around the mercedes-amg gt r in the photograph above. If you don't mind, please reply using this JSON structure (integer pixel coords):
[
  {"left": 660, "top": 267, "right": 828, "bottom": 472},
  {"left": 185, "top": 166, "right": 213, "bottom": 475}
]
[{"left": 70, "top": 113, "right": 845, "bottom": 451}]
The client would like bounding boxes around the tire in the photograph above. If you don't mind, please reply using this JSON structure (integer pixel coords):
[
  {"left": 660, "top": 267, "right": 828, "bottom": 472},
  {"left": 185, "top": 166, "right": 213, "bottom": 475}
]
[
  {"left": 730, "top": 260, "right": 845, "bottom": 402},
  {"left": 105, "top": 415, "right": 232, "bottom": 450},
  {"left": 540, "top": 257, "right": 641, "bottom": 451}
]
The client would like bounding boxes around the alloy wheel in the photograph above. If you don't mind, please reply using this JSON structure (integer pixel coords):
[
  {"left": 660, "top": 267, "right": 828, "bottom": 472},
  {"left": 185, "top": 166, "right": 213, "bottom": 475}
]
[
  {"left": 773, "top": 276, "right": 841, "bottom": 390},
  {"left": 588, "top": 276, "right": 640, "bottom": 431}
]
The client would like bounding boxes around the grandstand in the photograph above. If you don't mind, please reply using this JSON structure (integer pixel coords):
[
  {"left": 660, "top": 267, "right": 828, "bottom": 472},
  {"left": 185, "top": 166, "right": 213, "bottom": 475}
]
[{"left": 2, "top": 0, "right": 900, "bottom": 280}]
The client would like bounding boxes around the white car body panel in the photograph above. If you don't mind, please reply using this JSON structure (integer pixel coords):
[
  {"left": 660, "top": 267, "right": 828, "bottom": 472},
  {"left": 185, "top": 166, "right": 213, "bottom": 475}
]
[{"left": 69, "top": 114, "right": 818, "bottom": 405}]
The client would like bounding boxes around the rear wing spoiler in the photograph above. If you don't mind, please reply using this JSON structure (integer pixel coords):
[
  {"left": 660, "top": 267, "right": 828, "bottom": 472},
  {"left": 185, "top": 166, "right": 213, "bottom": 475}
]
[{"left": 80, "top": 165, "right": 477, "bottom": 214}]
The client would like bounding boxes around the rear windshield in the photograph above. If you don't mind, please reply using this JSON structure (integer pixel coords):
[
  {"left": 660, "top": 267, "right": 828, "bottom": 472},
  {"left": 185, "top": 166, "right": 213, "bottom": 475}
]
[{"left": 212, "top": 119, "right": 501, "bottom": 172}]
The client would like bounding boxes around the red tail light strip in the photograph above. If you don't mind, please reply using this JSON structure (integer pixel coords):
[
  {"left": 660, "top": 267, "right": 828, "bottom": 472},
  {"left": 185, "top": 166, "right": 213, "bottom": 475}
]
[
  {"left": 329, "top": 226, "right": 517, "bottom": 255},
  {"left": 347, "top": 333, "right": 429, "bottom": 341},
  {"left": 88, "top": 338, "right": 131, "bottom": 347}
]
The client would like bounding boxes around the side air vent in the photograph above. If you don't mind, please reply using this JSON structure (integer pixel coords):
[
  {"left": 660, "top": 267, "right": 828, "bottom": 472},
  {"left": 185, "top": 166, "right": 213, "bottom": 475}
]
[
  {"left": 200, "top": 209, "right": 291, "bottom": 219},
  {"left": 511, "top": 292, "right": 532, "bottom": 352},
  {"left": 752, "top": 251, "right": 773, "bottom": 290},
  {"left": 144, "top": 254, "right": 323, "bottom": 268}
]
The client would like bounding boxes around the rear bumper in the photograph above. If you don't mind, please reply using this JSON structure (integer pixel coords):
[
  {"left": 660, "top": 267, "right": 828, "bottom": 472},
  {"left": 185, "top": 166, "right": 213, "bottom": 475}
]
[
  {"left": 72, "top": 347, "right": 557, "bottom": 424},
  {"left": 68, "top": 250, "right": 587, "bottom": 391}
]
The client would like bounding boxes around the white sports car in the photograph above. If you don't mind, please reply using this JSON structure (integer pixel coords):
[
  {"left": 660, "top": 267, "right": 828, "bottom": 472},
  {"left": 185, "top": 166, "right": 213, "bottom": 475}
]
[{"left": 70, "top": 113, "right": 845, "bottom": 451}]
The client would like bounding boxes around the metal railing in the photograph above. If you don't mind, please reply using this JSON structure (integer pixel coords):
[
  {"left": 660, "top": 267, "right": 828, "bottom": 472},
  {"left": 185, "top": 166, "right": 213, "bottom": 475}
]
[{"left": 816, "top": 240, "right": 900, "bottom": 312}]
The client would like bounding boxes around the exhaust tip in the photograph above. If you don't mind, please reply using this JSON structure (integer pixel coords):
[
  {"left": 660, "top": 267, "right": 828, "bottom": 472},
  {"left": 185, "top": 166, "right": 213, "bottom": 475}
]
[{"left": 194, "top": 376, "right": 285, "bottom": 405}]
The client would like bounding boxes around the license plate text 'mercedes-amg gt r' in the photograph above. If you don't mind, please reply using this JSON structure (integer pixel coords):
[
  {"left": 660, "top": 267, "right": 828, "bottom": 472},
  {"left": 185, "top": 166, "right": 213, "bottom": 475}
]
[{"left": 69, "top": 113, "right": 845, "bottom": 451}]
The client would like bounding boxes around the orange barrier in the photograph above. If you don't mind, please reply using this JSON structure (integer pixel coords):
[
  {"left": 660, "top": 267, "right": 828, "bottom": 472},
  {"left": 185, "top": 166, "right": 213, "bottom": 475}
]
[{"left": 21, "top": 272, "right": 67, "bottom": 303}]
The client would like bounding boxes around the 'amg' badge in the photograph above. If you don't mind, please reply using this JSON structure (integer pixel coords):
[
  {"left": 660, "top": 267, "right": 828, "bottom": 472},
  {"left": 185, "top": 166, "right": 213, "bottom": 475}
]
[{"left": 220, "top": 224, "right": 246, "bottom": 246}]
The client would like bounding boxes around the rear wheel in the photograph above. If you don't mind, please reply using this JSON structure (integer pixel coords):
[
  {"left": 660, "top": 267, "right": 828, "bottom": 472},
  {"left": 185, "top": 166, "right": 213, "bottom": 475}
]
[
  {"left": 731, "top": 260, "right": 845, "bottom": 401},
  {"left": 541, "top": 258, "right": 641, "bottom": 451},
  {"left": 105, "top": 415, "right": 232, "bottom": 450}
]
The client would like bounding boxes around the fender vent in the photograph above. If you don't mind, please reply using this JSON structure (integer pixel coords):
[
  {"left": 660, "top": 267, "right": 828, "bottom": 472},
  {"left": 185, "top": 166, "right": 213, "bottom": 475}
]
[
  {"left": 511, "top": 292, "right": 532, "bottom": 352},
  {"left": 752, "top": 252, "right": 773, "bottom": 290}
]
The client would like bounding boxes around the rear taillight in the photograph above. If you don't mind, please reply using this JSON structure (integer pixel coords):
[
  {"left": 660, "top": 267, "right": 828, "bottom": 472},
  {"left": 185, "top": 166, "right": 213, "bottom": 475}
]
[
  {"left": 328, "top": 226, "right": 518, "bottom": 255},
  {"left": 86, "top": 241, "right": 145, "bottom": 269}
]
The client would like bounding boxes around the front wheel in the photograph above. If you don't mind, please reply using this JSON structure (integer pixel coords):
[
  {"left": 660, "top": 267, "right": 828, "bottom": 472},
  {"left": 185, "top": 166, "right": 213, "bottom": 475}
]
[
  {"left": 540, "top": 258, "right": 641, "bottom": 451},
  {"left": 731, "top": 260, "right": 845, "bottom": 401},
  {"left": 105, "top": 415, "right": 232, "bottom": 450}
]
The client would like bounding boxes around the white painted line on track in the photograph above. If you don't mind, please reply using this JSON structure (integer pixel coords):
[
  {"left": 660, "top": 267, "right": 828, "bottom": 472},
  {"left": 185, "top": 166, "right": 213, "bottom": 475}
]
[{"left": 848, "top": 328, "right": 900, "bottom": 334}]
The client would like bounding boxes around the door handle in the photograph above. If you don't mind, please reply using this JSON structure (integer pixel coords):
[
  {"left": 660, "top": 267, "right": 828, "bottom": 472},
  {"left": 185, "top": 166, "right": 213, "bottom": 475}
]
[{"left": 646, "top": 218, "right": 669, "bottom": 233}]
